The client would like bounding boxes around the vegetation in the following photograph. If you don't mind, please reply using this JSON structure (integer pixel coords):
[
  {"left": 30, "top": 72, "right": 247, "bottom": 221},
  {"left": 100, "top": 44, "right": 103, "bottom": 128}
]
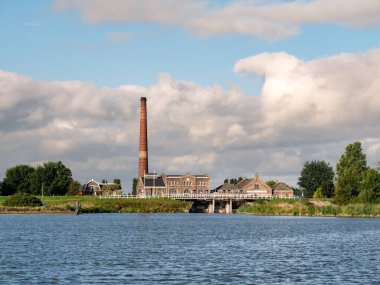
[
  {"left": 132, "top": 178, "right": 138, "bottom": 195},
  {"left": 334, "top": 142, "right": 380, "bottom": 204},
  {"left": 4, "top": 193, "right": 42, "bottom": 207},
  {"left": 298, "top": 160, "right": 334, "bottom": 198},
  {"left": 1, "top": 165, "right": 35, "bottom": 196},
  {"left": 1, "top": 161, "right": 73, "bottom": 196},
  {"left": 67, "top": 180, "right": 82, "bottom": 196},
  {"left": 313, "top": 187, "right": 325, "bottom": 198},
  {"left": 0, "top": 196, "right": 192, "bottom": 214},
  {"left": 266, "top": 180, "right": 277, "bottom": 188},
  {"left": 238, "top": 199, "right": 380, "bottom": 217},
  {"left": 224, "top": 177, "right": 243, "bottom": 184},
  {"left": 113, "top": 178, "right": 121, "bottom": 188}
]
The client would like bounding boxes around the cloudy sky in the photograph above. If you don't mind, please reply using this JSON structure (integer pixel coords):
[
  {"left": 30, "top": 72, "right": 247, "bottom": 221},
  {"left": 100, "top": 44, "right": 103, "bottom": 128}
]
[{"left": 1, "top": 0, "right": 380, "bottom": 191}]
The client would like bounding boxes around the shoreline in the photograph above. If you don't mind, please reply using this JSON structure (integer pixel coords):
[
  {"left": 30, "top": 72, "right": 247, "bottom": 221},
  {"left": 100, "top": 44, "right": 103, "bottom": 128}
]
[{"left": 1, "top": 209, "right": 379, "bottom": 218}]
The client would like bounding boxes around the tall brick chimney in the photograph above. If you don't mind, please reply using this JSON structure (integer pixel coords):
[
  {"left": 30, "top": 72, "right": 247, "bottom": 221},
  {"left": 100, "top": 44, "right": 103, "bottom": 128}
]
[{"left": 138, "top": 97, "right": 148, "bottom": 177}]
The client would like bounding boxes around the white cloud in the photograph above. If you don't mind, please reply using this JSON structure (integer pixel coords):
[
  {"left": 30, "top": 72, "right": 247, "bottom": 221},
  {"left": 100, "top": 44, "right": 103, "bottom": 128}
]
[
  {"left": 1, "top": 48, "right": 380, "bottom": 188},
  {"left": 53, "top": 0, "right": 380, "bottom": 39}
]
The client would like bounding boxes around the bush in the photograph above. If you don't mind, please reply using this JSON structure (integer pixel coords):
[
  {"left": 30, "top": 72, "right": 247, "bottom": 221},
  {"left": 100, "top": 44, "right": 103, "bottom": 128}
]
[{"left": 4, "top": 193, "right": 42, "bottom": 207}]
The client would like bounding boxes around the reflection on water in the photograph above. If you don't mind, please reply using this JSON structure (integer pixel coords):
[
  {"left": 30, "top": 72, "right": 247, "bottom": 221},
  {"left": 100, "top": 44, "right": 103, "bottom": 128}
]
[{"left": 0, "top": 214, "right": 379, "bottom": 284}]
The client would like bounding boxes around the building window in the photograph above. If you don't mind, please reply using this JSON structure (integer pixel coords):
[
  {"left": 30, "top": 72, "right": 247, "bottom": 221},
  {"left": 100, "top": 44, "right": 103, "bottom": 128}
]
[{"left": 255, "top": 184, "right": 259, "bottom": 189}]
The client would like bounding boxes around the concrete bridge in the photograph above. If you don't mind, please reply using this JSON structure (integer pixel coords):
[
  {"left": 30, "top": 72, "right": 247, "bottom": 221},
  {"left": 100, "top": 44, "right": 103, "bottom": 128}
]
[{"left": 100, "top": 193, "right": 298, "bottom": 214}]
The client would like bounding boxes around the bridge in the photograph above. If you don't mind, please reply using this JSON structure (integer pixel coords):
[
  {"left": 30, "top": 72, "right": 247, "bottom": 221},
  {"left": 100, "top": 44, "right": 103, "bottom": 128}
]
[{"left": 100, "top": 193, "right": 299, "bottom": 214}]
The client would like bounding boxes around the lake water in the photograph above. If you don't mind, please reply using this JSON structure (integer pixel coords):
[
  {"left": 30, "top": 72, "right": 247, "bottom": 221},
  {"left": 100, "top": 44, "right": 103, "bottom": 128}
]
[{"left": 0, "top": 214, "right": 379, "bottom": 284}]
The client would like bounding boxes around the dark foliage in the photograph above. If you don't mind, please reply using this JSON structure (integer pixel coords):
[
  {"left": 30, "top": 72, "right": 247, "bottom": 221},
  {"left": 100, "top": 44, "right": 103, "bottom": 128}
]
[
  {"left": 2, "top": 165, "right": 35, "bottom": 196},
  {"left": 4, "top": 193, "right": 42, "bottom": 207},
  {"left": 298, "top": 160, "right": 335, "bottom": 198},
  {"left": 132, "top": 178, "right": 138, "bottom": 196},
  {"left": 335, "top": 141, "right": 367, "bottom": 204}
]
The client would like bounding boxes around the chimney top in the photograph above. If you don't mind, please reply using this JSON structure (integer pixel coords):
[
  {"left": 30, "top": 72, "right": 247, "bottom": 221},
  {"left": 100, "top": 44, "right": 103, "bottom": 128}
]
[{"left": 140, "top": 97, "right": 147, "bottom": 101}]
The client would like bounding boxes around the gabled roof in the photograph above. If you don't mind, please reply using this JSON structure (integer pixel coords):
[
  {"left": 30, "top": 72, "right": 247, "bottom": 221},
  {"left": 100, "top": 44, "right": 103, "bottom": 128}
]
[
  {"left": 142, "top": 176, "right": 166, "bottom": 188},
  {"left": 214, "top": 183, "right": 239, "bottom": 192},
  {"left": 235, "top": 178, "right": 251, "bottom": 189},
  {"left": 272, "top": 182, "right": 293, "bottom": 191}
]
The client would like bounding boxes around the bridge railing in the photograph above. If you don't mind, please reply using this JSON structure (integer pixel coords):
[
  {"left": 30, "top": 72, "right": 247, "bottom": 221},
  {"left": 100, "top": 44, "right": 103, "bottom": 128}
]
[{"left": 100, "top": 193, "right": 299, "bottom": 200}]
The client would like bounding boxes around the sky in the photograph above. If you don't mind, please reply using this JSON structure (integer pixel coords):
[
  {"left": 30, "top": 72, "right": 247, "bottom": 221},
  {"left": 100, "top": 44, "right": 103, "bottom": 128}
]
[{"left": 1, "top": 0, "right": 380, "bottom": 191}]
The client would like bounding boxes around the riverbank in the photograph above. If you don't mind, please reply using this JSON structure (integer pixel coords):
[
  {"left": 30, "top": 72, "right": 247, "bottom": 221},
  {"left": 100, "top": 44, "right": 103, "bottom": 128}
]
[
  {"left": 238, "top": 198, "right": 380, "bottom": 217},
  {"left": 1, "top": 196, "right": 379, "bottom": 217},
  {"left": 0, "top": 196, "right": 192, "bottom": 214}
]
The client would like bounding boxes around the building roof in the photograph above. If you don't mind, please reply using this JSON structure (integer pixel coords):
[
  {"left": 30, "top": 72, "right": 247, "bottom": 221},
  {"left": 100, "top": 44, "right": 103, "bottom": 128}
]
[
  {"left": 214, "top": 183, "right": 239, "bottom": 192},
  {"left": 235, "top": 178, "right": 251, "bottom": 189},
  {"left": 166, "top": 174, "right": 209, "bottom": 178},
  {"left": 272, "top": 182, "right": 293, "bottom": 191},
  {"left": 142, "top": 176, "right": 166, "bottom": 188}
]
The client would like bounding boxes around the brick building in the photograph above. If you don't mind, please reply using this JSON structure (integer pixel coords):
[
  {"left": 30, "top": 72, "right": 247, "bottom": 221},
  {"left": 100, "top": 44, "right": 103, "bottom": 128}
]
[
  {"left": 235, "top": 174, "right": 273, "bottom": 195},
  {"left": 137, "top": 173, "right": 210, "bottom": 196},
  {"left": 271, "top": 182, "right": 294, "bottom": 197}
]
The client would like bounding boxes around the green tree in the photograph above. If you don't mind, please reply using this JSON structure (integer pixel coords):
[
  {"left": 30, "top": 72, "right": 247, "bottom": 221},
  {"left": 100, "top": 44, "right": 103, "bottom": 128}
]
[
  {"left": 2, "top": 165, "right": 35, "bottom": 195},
  {"left": 298, "top": 160, "right": 335, "bottom": 198},
  {"left": 132, "top": 178, "right": 138, "bottom": 196},
  {"left": 358, "top": 168, "right": 380, "bottom": 203},
  {"left": 226, "top": 177, "right": 243, "bottom": 185},
  {"left": 266, "top": 180, "right": 277, "bottom": 188},
  {"left": 29, "top": 165, "right": 45, "bottom": 195},
  {"left": 113, "top": 178, "right": 121, "bottom": 188},
  {"left": 30, "top": 161, "right": 73, "bottom": 196},
  {"left": 335, "top": 141, "right": 367, "bottom": 204},
  {"left": 313, "top": 187, "right": 325, "bottom": 198},
  {"left": 67, "top": 180, "right": 82, "bottom": 196}
]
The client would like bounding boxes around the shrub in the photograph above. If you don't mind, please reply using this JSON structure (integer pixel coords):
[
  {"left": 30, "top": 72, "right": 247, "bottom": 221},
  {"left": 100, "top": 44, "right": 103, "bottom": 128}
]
[{"left": 4, "top": 193, "right": 42, "bottom": 207}]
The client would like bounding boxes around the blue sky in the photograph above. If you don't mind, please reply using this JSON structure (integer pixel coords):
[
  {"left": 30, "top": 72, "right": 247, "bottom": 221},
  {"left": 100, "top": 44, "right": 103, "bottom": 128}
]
[
  {"left": 2, "top": 1, "right": 379, "bottom": 90},
  {"left": 1, "top": 0, "right": 380, "bottom": 189}
]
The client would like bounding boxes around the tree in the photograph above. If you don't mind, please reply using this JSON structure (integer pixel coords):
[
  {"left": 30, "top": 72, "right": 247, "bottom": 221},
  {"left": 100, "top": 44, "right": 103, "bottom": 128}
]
[
  {"left": 29, "top": 165, "right": 45, "bottom": 195},
  {"left": 266, "top": 180, "right": 277, "bottom": 188},
  {"left": 113, "top": 178, "right": 121, "bottom": 188},
  {"left": 335, "top": 141, "right": 367, "bottom": 204},
  {"left": 67, "top": 180, "right": 82, "bottom": 196},
  {"left": 132, "top": 178, "right": 138, "bottom": 196},
  {"left": 225, "top": 177, "right": 243, "bottom": 185},
  {"left": 298, "top": 160, "right": 335, "bottom": 198},
  {"left": 313, "top": 187, "right": 325, "bottom": 198},
  {"left": 358, "top": 168, "right": 380, "bottom": 203},
  {"left": 29, "top": 161, "right": 73, "bottom": 196},
  {"left": 2, "top": 165, "right": 35, "bottom": 195}
]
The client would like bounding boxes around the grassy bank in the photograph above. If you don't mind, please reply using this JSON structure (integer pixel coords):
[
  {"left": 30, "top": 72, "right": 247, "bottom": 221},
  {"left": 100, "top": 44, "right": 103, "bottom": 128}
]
[
  {"left": 0, "top": 196, "right": 192, "bottom": 214},
  {"left": 238, "top": 199, "right": 380, "bottom": 217}
]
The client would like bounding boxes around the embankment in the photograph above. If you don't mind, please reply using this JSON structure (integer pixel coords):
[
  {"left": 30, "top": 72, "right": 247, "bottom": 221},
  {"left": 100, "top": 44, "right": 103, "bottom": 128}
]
[
  {"left": 238, "top": 198, "right": 380, "bottom": 217},
  {"left": 0, "top": 196, "right": 192, "bottom": 214}
]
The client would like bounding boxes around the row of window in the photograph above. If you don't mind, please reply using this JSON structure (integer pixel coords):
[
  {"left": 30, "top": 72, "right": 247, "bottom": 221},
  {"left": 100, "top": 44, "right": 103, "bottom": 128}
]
[
  {"left": 168, "top": 181, "right": 208, "bottom": 186},
  {"left": 169, "top": 189, "right": 209, "bottom": 194}
]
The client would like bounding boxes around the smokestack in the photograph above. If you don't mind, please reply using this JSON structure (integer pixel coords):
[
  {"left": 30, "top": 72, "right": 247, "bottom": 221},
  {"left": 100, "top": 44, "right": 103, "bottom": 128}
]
[{"left": 138, "top": 97, "right": 148, "bottom": 178}]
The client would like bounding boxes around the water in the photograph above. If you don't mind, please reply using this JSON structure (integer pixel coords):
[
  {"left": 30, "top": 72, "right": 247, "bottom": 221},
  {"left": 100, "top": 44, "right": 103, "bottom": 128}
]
[{"left": 0, "top": 214, "right": 379, "bottom": 284}]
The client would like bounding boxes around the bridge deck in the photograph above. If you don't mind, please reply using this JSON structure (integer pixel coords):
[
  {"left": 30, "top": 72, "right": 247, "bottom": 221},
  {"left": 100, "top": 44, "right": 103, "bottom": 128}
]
[{"left": 100, "top": 194, "right": 298, "bottom": 201}]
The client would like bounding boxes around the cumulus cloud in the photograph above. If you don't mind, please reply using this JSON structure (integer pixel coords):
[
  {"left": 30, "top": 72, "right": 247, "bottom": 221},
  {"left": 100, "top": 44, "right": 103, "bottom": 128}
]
[
  {"left": 53, "top": 0, "right": 380, "bottom": 39},
  {"left": 1, "top": 49, "right": 380, "bottom": 189}
]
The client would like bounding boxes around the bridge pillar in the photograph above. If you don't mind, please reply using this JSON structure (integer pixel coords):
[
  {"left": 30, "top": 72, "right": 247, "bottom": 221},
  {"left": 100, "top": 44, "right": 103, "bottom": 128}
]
[
  {"left": 226, "top": 199, "right": 233, "bottom": 214},
  {"left": 207, "top": 199, "right": 215, "bottom": 214}
]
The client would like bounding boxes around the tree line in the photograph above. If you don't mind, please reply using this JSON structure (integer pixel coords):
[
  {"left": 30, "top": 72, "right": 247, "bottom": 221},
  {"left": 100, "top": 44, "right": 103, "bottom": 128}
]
[
  {"left": 0, "top": 161, "right": 75, "bottom": 196},
  {"left": 298, "top": 141, "right": 380, "bottom": 203},
  {"left": 0, "top": 161, "right": 124, "bottom": 196}
]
